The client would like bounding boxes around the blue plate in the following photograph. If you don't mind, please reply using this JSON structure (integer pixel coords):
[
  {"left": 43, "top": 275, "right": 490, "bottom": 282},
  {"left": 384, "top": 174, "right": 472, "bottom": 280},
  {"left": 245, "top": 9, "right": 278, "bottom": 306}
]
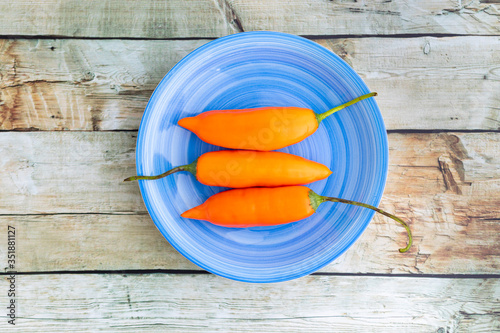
[{"left": 136, "top": 31, "right": 388, "bottom": 283}]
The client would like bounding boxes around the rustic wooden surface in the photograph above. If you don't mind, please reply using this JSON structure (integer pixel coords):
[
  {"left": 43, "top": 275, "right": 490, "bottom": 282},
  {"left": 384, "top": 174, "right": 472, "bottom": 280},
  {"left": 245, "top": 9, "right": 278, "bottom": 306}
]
[
  {"left": 1, "top": 37, "right": 499, "bottom": 131},
  {"left": 0, "top": 132, "right": 498, "bottom": 275},
  {"left": 1, "top": 274, "right": 499, "bottom": 332},
  {"left": 1, "top": 0, "right": 498, "bottom": 38},
  {"left": 0, "top": 0, "right": 499, "bottom": 331}
]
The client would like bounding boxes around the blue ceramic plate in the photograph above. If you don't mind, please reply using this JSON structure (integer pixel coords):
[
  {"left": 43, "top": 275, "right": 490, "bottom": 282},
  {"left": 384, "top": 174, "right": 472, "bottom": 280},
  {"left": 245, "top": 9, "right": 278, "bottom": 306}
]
[{"left": 136, "top": 31, "right": 388, "bottom": 283}]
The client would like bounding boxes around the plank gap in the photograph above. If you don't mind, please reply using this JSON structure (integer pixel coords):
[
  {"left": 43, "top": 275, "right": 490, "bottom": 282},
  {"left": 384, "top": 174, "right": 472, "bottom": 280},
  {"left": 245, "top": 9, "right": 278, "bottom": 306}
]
[
  {"left": 0, "top": 33, "right": 499, "bottom": 42},
  {"left": 2, "top": 129, "right": 500, "bottom": 134},
  {"left": 2, "top": 269, "right": 500, "bottom": 279},
  {"left": 386, "top": 129, "right": 500, "bottom": 134}
]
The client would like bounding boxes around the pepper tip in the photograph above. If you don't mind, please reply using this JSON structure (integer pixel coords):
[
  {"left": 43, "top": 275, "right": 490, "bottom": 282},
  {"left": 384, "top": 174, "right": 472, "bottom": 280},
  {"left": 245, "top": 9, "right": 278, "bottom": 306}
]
[
  {"left": 181, "top": 204, "right": 207, "bottom": 221},
  {"left": 177, "top": 116, "right": 198, "bottom": 131}
]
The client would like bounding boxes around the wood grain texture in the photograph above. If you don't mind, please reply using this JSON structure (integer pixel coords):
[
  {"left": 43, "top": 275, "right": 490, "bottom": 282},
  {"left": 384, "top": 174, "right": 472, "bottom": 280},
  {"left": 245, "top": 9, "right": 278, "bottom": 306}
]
[
  {"left": 230, "top": 0, "right": 500, "bottom": 36},
  {"left": 1, "top": 37, "right": 499, "bottom": 131},
  {"left": 0, "top": 38, "right": 209, "bottom": 131},
  {"left": 0, "top": 132, "right": 498, "bottom": 274},
  {"left": 1, "top": 1, "right": 497, "bottom": 330},
  {"left": 0, "top": 0, "right": 498, "bottom": 38},
  {"left": 0, "top": 132, "right": 142, "bottom": 214},
  {"left": 0, "top": 273, "right": 499, "bottom": 332},
  {"left": 317, "top": 37, "right": 500, "bottom": 131},
  {"left": 0, "top": 0, "right": 233, "bottom": 38}
]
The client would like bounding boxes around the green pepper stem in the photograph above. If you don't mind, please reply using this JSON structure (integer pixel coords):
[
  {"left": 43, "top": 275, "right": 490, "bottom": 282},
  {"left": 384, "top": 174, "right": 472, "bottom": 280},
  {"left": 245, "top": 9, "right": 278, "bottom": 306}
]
[
  {"left": 315, "top": 92, "right": 378, "bottom": 124},
  {"left": 123, "top": 160, "right": 197, "bottom": 182},
  {"left": 321, "top": 195, "right": 412, "bottom": 253}
]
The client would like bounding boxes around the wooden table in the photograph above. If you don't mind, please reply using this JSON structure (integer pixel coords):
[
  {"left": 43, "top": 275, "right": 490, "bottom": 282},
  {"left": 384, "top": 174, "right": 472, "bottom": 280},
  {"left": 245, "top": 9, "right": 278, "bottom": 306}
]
[{"left": 1, "top": 1, "right": 499, "bottom": 331}]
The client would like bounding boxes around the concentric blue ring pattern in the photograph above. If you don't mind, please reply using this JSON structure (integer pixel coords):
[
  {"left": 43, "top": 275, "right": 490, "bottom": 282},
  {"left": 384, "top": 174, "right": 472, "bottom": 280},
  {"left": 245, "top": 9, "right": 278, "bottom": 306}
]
[{"left": 136, "top": 32, "right": 388, "bottom": 283}]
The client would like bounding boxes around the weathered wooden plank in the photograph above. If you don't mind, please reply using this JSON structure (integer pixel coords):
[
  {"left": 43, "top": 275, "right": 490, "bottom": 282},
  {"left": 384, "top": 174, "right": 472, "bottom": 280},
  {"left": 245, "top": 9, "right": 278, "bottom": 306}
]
[
  {"left": 229, "top": 0, "right": 500, "bottom": 36},
  {"left": 0, "top": 132, "right": 498, "bottom": 274},
  {"left": 0, "top": 273, "right": 499, "bottom": 332},
  {"left": 2, "top": 212, "right": 498, "bottom": 275},
  {"left": 1, "top": 132, "right": 498, "bottom": 215},
  {"left": 0, "top": 0, "right": 498, "bottom": 38},
  {"left": 0, "top": 0, "right": 234, "bottom": 38},
  {"left": 316, "top": 37, "right": 500, "bottom": 131},
  {"left": 0, "top": 38, "right": 209, "bottom": 131},
  {"left": 1, "top": 37, "right": 498, "bottom": 131},
  {"left": 1, "top": 214, "right": 198, "bottom": 272},
  {"left": 0, "top": 132, "right": 142, "bottom": 214}
]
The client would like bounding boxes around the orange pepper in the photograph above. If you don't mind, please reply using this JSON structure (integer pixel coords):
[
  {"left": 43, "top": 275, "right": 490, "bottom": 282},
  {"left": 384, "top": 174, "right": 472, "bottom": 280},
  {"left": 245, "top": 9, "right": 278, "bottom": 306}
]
[
  {"left": 124, "top": 150, "right": 331, "bottom": 188},
  {"left": 182, "top": 185, "right": 412, "bottom": 253},
  {"left": 178, "top": 92, "right": 377, "bottom": 151}
]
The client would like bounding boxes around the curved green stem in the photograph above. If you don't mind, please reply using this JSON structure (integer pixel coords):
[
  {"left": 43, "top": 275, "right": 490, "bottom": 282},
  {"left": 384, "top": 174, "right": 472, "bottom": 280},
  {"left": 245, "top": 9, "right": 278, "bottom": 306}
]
[
  {"left": 123, "top": 160, "right": 197, "bottom": 182},
  {"left": 312, "top": 192, "right": 412, "bottom": 253},
  {"left": 315, "top": 92, "right": 378, "bottom": 124}
]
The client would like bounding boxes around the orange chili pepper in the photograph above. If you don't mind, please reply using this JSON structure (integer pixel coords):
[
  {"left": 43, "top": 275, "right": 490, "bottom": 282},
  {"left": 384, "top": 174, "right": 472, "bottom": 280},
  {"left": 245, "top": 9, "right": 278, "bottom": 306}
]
[
  {"left": 182, "top": 185, "right": 412, "bottom": 253},
  {"left": 124, "top": 150, "right": 331, "bottom": 188},
  {"left": 178, "top": 92, "right": 377, "bottom": 151}
]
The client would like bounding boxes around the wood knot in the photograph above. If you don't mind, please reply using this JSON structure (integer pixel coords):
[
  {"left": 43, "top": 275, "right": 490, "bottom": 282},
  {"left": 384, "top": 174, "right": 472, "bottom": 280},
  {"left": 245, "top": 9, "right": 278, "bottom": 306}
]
[
  {"left": 423, "top": 41, "right": 431, "bottom": 55},
  {"left": 81, "top": 71, "right": 95, "bottom": 82}
]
